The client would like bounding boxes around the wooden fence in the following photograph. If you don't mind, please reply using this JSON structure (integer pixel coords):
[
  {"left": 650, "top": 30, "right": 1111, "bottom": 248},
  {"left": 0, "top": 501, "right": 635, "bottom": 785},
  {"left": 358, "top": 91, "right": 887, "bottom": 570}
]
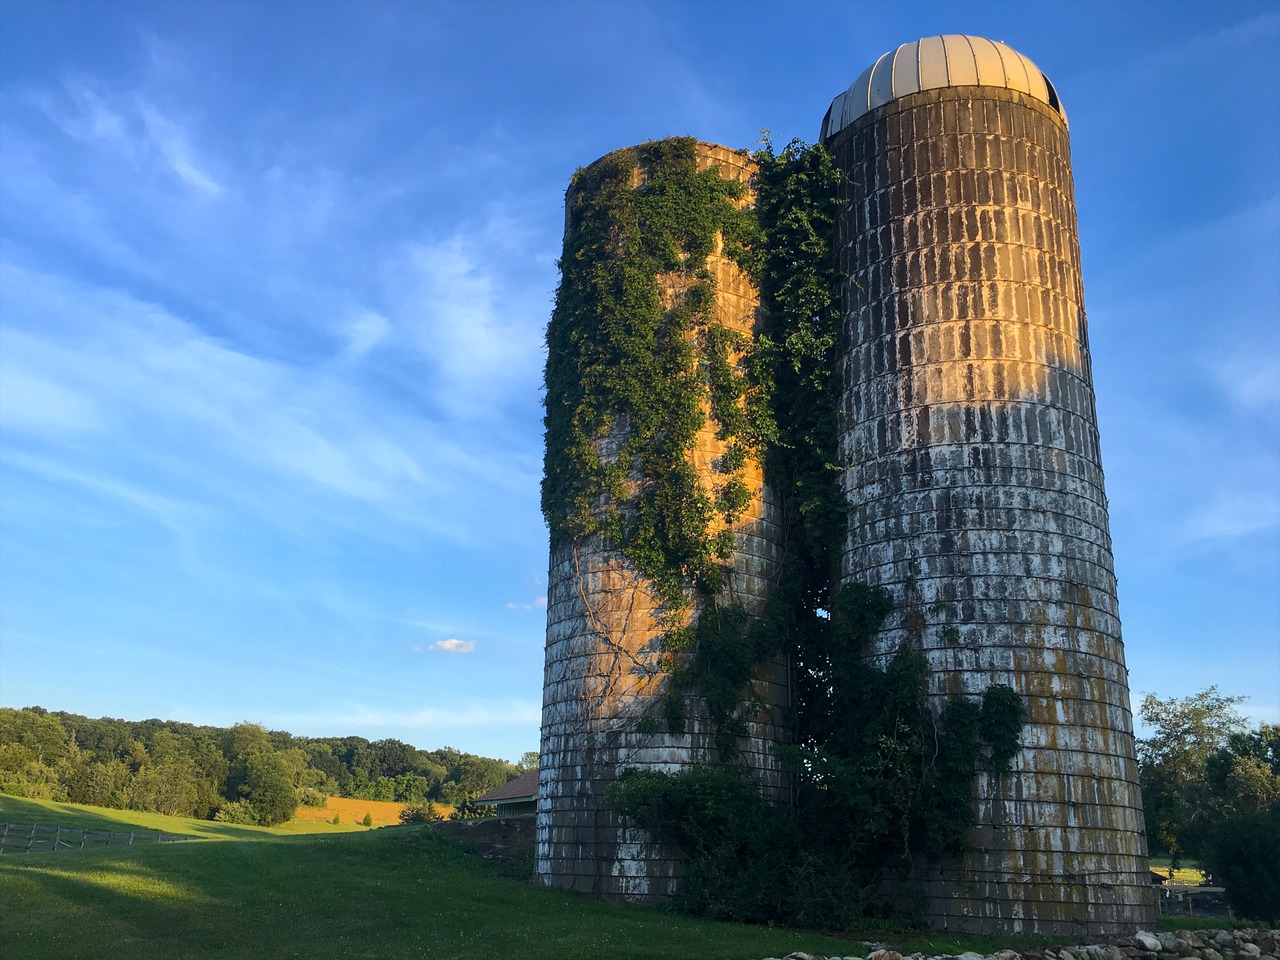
[{"left": 0, "top": 822, "right": 194, "bottom": 854}]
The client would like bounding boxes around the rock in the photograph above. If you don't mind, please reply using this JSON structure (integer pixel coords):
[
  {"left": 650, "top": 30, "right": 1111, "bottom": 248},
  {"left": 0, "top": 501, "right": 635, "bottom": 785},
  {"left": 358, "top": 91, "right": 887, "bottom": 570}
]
[
  {"left": 867, "top": 951, "right": 903, "bottom": 960},
  {"left": 1202, "top": 949, "right": 1223, "bottom": 960},
  {"left": 1137, "top": 934, "right": 1164, "bottom": 953},
  {"left": 1160, "top": 935, "right": 1180, "bottom": 952},
  {"left": 1215, "top": 934, "right": 1237, "bottom": 948},
  {"left": 956, "top": 952, "right": 987, "bottom": 960},
  {"left": 1240, "top": 946, "right": 1262, "bottom": 958},
  {"left": 784, "top": 954, "right": 824, "bottom": 960},
  {"left": 994, "top": 950, "right": 1022, "bottom": 960}
]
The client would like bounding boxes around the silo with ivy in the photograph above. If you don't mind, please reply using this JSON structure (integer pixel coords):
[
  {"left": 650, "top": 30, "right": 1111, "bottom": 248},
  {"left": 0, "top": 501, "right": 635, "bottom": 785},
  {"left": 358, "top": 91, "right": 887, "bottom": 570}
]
[
  {"left": 536, "top": 139, "right": 787, "bottom": 900},
  {"left": 824, "top": 37, "right": 1155, "bottom": 933}
]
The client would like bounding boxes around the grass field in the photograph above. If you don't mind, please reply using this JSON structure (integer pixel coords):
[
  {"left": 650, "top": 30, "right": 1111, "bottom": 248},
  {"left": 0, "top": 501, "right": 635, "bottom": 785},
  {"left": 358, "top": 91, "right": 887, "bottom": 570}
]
[
  {"left": 292, "top": 795, "right": 456, "bottom": 827},
  {"left": 0, "top": 796, "right": 875, "bottom": 960},
  {"left": 1148, "top": 858, "right": 1207, "bottom": 886},
  {"left": 3, "top": 796, "right": 1247, "bottom": 959}
]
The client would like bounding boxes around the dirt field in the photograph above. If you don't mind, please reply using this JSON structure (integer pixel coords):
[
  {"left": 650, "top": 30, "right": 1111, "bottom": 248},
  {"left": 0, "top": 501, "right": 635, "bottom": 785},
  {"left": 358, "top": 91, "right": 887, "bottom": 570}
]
[{"left": 292, "top": 796, "right": 454, "bottom": 828}]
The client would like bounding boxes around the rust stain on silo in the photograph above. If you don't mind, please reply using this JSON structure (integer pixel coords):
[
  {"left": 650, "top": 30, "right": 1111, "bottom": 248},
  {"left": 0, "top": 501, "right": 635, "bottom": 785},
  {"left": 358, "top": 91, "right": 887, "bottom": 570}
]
[
  {"left": 827, "top": 37, "right": 1156, "bottom": 935},
  {"left": 536, "top": 142, "right": 787, "bottom": 901}
]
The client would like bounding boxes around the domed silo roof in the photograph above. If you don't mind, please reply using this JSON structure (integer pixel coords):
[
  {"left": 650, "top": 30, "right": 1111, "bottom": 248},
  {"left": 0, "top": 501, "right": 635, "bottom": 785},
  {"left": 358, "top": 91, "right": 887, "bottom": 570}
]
[{"left": 821, "top": 35, "right": 1067, "bottom": 140}]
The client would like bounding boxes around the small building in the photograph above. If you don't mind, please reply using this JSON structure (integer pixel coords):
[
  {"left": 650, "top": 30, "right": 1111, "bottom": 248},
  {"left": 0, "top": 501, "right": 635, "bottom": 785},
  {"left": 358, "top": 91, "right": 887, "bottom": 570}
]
[{"left": 474, "top": 769, "right": 538, "bottom": 818}]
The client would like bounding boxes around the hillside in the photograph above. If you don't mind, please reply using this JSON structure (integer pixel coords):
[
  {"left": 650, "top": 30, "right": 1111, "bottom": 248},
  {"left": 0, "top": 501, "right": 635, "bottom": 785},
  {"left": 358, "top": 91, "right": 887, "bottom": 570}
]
[
  {"left": 0, "top": 796, "right": 860, "bottom": 960},
  {"left": 0, "top": 706, "right": 520, "bottom": 827}
]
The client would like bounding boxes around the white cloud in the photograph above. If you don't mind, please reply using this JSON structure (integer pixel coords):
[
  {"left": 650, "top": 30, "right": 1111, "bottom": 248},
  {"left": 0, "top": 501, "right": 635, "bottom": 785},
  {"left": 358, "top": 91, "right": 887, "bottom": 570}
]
[
  {"left": 138, "top": 104, "right": 223, "bottom": 195},
  {"left": 0, "top": 261, "right": 544, "bottom": 546},
  {"left": 51, "top": 81, "right": 129, "bottom": 146},
  {"left": 432, "top": 638, "right": 475, "bottom": 653},
  {"left": 340, "top": 310, "right": 391, "bottom": 359},
  {"left": 0, "top": 367, "right": 101, "bottom": 434},
  {"left": 505, "top": 596, "right": 547, "bottom": 611},
  {"left": 1211, "top": 353, "right": 1280, "bottom": 409},
  {"left": 386, "top": 228, "right": 545, "bottom": 420},
  {"left": 31, "top": 80, "right": 223, "bottom": 196},
  {"left": 0, "top": 448, "right": 197, "bottom": 536},
  {"left": 264, "top": 700, "right": 540, "bottom": 731},
  {"left": 1183, "top": 490, "right": 1280, "bottom": 541}
]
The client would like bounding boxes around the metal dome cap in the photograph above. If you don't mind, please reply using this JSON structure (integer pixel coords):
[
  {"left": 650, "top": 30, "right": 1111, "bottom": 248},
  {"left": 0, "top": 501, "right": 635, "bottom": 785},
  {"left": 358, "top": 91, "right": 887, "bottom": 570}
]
[{"left": 821, "top": 35, "right": 1067, "bottom": 141}]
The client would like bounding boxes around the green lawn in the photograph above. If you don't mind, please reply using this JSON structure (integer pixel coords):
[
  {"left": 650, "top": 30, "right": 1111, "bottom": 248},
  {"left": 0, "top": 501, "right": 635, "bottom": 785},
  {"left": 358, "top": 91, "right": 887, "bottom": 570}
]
[
  {"left": 0, "top": 795, "right": 368, "bottom": 839},
  {"left": 6, "top": 797, "right": 1226, "bottom": 959},
  {"left": 0, "top": 796, "right": 868, "bottom": 960}
]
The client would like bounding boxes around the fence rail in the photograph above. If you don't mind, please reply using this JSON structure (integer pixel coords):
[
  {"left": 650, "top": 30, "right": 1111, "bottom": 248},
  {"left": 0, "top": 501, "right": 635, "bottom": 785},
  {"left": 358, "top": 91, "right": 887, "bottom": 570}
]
[{"left": 0, "top": 822, "right": 195, "bottom": 854}]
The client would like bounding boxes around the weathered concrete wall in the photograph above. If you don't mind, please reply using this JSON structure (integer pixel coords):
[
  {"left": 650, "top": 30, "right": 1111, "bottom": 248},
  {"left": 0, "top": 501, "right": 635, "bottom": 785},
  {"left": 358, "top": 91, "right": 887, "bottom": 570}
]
[
  {"left": 829, "top": 87, "right": 1156, "bottom": 935},
  {"left": 536, "top": 143, "right": 787, "bottom": 901}
]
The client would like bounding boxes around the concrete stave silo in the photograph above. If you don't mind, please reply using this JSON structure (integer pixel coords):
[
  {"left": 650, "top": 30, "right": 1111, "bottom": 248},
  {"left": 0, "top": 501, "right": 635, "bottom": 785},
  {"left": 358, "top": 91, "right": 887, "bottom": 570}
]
[
  {"left": 536, "top": 140, "right": 788, "bottom": 900},
  {"left": 824, "top": 36, "right": 1156, "bottom": 935}
]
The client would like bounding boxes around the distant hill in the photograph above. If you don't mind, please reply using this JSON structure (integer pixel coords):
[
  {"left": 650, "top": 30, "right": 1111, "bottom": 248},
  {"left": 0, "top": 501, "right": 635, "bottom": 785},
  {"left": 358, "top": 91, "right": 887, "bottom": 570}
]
[{"left": 0, "top": 705, "right": 524, "bottom": 826}]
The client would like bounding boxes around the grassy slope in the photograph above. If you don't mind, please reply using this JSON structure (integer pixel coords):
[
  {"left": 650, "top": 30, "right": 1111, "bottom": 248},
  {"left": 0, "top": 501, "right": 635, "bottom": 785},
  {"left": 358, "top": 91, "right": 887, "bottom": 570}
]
[
  {"left": 1147, "top": 857, "right": 1207, "bottom": 885},
  {"left": 0, "top": 796, "right": 865, "bottom": 960},
  {"left": 0, "top": 795, "right": 365, "bottom": 837},
  {"left": 6, "top": 797, "right": 1238, "bottom": 959}
]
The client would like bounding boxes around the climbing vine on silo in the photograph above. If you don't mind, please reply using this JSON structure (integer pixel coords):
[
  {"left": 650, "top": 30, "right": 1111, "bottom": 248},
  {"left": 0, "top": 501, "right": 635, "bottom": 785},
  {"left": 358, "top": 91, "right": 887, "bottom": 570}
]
[
  {"left": 604, "top": 137, "right": 1028, "bottom": 928},
  {"left": 541, "top": 137, "right": 765, "bottom": 614}
]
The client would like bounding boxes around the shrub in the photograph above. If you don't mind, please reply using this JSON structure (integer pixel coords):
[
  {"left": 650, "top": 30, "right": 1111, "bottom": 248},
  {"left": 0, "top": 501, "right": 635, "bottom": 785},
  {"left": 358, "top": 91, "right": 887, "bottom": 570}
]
[
  {"left": 361, "top": 812, "right": 373, "bottom": 827},
  {"left": 330, "top": 812, "right": 340, "bottom": 825},
  {"left": 299, "top": 789, "right": 327, "bottom": 808},
  {"left": 399, "top": 802, "right": 444, "bottom": 825},
  {"left": 213, "top": 799, "right": 259, "bottom": 824},
  {"left": 1203, "top": 803, "right": 1280, "bottom": 923},
  {"left": 448, "top": 799, "right": 496, "bottom": 821}
]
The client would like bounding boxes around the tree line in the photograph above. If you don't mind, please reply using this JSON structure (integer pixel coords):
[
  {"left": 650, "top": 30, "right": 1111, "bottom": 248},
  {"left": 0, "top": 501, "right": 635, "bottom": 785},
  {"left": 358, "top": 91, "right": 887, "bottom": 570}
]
[
  {"left": 1137, "top": 687, "right": 1279, "bottom": 921},
  {"left": 0, "top": 706, "right": 531, "bottom": 827}
]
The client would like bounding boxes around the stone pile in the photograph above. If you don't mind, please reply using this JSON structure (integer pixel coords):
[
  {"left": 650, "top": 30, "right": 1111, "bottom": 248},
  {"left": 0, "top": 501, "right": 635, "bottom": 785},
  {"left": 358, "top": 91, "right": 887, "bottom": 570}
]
[{"left": 764, "top": 928, "right": 1279, "bottom": 960}]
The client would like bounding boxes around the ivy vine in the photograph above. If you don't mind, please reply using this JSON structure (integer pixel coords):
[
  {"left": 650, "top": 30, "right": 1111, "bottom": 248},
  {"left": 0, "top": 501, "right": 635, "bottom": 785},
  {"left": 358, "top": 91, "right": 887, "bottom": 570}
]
[
  {"left": 546, "top": 135, "right": 1028, "bottom": 927},
  {"left": 541, "top": 137, "right": 763, "bottom": 613}
]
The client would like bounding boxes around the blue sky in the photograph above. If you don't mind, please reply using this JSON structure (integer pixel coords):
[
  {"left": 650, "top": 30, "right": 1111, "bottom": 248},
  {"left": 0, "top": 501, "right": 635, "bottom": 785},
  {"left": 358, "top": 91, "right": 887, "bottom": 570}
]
[{"left": 1, "top": 0, "right": 1276, "bottom": 762}]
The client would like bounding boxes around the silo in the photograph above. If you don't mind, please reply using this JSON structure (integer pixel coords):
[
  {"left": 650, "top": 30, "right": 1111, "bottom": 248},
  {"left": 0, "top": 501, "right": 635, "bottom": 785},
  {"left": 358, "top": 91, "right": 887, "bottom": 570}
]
[
  {"left": 537, "top": 139, "right": 787, "bottom": 900},
  {"left": 824, "top": 37, "right": 1156, "bottom": 934}
]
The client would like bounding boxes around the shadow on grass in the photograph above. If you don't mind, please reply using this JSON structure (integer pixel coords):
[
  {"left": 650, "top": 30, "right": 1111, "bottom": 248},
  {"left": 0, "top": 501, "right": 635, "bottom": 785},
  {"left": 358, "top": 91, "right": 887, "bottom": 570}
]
[{"left": 0, "top": 795, "right": 313, "bottom": 842}]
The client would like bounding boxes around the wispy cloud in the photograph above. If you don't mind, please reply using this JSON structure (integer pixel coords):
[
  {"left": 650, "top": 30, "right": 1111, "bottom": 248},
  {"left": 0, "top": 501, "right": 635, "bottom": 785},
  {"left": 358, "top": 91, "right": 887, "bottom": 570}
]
[
  {"left": 385, "top": 226, "right": 545, "bottom": 420},
  {"left": 339, "top": 309, "right": 392, "bottom": 360},
  {"left": 0, "top": 261, "right": 542, "bottom": 546},
  {"left": 30, "top": 79, "right": 223, "bottom": 195},
  {"left": 1135, "top": 12, "right": 1280, "bottom": 72},
  {"left": 505, "top": 597, "right": 547, "bottom": 611},
  {"left": 0, "top": 366, "right": 101, "bottom": 434},
  {"left": 1183, "top": 491, "right": 1280, "bottom": 542},
  {"left": 219, "top": 700, "right": 541, "bottom": 734},
  {"left": 137, "top": 103, "right": 223, "bottom": 194},
  {"left": 431, "top": 638, "right": 475, "bottom": 654},
  {"left": 1210, "top": 353, "right": 1280, "bottom": 409},
  {"left": 0, "top": 449, "right": 199, "bottom": 536}
]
